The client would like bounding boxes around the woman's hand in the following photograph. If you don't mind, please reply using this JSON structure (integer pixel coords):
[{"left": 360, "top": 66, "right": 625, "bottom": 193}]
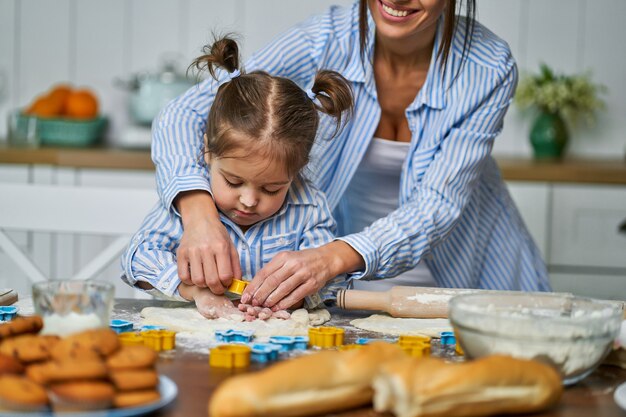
[
  {"left": 241, "top": 241, "right": 364, "bottom": 311},
  {"left": 175, "top": 191, "right": 241, "bottom": 294}
]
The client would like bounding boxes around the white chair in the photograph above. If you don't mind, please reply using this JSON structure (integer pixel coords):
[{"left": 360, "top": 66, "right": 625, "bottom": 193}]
[{"left": 0, "top": 183, "right": 157, "bottom": 283}]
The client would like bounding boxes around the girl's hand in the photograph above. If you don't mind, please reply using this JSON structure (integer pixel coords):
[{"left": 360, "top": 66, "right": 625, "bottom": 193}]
[
  {"left": 193, "top": 288, "right": 244, "bottom": 321},
  {"left": 242, "top": 242, "right": 362, "bottom": 311},
  {"left": 175, "top": 191, "right": 242, "bottom": 294},
  {"left": 237, "top": 303, "right": 291, "bottom": 321}
]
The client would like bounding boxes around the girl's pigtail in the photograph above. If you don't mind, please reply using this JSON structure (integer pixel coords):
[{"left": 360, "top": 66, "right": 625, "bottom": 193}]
[
  {"left": 190, "top": 35, "right": 241, "bottom": 81},
  {"left": 310, "top": 70, "right": 354, "bottom": 134}
]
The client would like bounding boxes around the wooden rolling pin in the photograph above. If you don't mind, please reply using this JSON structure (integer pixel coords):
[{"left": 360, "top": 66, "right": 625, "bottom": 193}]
[
  {"left": 336, "top": 286, "right": 486, "bottom": 318},
  {"left": 337, "top": 286, "right": 625, "bottom": 319}
]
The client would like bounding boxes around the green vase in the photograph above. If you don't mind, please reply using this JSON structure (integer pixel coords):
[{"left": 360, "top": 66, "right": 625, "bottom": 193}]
[{"left": 529, "top": 111, "right": 569, "bottom": 159}]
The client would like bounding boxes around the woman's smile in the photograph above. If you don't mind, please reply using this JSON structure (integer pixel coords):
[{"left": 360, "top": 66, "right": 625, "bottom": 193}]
[{"left": 377, "top": 0, "right": 420, "bottom": 21}]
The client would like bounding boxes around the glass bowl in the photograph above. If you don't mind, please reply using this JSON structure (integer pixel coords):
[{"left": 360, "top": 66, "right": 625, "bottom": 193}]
[
  {"left": 32, "top": 280, "right": 114, "bottom": 336},
  {"left": 449, "top": 292, "right": 623, "bottom": 385}
]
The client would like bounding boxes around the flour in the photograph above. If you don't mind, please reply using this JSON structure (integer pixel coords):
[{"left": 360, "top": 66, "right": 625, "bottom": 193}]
[
  {"left": 350, "top": 314, "right": 452, "bottom": 338},
  {"left": 405, "top": 288, "right": 476, "bottom": 305},
  {"left": 140, "top": 307, "right": 331, "bottom": 354}
]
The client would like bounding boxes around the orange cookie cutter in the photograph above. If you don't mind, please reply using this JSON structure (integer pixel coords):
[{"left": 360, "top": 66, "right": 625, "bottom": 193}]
[
  {"left": 308, "top": 326, "right": 344, "bottom": 348},
  {"left": 141, "top": 330, "right": 176, "bottom": 351},
  {"left": 209, "top": 344, "right": 251, "bottom": 368}
]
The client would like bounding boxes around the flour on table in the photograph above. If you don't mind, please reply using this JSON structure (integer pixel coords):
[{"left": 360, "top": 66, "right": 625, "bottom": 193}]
[
  {"left": 350, "top": 314, "right": 452, "bottom": 337},
  {"left": 140, "top": 307, "right": 331, "bottom": 348}
]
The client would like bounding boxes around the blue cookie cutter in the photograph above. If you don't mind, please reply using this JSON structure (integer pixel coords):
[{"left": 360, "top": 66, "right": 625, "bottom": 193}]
[
  {"left": 249, "top": 343, "right": 282, "bottom": 363},
  {"left": 355, "top": 337, "right": 391, "bottom": 345},
  {"left": 215, "top": 329, "right": 255, "bottom": 343},
  {"left": 141, "top": 325, "right": 167, "bottom": 331},
  {"left": 268, "top": 336, "right": 309, "bottom": 352},
  {"left": 0, "top": 306, "right": 18, "bottom": 322},
  {"left": 440, "top": 331, "right": 456, "bottom": 346},
  {"left": 110, "top": 319, "right": 134, "bottom": 334}
]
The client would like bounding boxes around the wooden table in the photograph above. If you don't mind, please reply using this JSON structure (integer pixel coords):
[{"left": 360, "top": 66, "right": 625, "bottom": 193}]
[{"left": 113, "top": 299, "right": 626, "bottom": 417}]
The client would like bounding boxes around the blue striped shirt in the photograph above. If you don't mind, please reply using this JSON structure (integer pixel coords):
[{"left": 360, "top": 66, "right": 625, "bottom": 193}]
[
  {"left": 151, "top": 2, "right": 551, "bottom": 291},
  {"left": 121, "top": 176, "right": 347, "bottom": 302}
]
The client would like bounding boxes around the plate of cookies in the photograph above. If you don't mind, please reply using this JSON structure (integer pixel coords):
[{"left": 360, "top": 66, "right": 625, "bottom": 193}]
[{"left": 0, "top": 316, "right": 177, "bottom": 416}]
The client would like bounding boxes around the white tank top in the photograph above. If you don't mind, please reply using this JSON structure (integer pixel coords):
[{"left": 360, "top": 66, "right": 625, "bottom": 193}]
[{"left": 344, "top": 137, "right": 437, "bottom": 290}]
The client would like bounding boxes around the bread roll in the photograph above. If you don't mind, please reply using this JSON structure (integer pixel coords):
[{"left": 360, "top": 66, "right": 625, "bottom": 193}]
[
  {"left": 373, "top": 355, "right": 562, "bottom": 417},
  {"left": 208, "top": 342, "right": 403, "bottom": 417}
]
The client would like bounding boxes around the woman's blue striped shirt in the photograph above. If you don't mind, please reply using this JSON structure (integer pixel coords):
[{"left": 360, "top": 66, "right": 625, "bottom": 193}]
[{"left": 151, "top": 1, "right": 551, "bottom": 291}]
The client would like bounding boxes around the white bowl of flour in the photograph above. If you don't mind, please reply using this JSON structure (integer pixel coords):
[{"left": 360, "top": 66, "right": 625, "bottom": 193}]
[{"left": 449, "top": 292, "right": 623, "bottom": 385}]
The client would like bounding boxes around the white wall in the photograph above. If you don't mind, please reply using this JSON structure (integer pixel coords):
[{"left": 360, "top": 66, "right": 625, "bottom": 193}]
[{"left": 0, "top": 0, "right": 624, "bottom": 158}]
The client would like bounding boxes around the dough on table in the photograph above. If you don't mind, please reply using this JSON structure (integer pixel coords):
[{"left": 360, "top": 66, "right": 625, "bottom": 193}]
[
  {"left": 350, "top": 314, "right": 452, "bottom": 338},
  {"left": 140, "top": 307, "right": 331, "bottom": 342}
]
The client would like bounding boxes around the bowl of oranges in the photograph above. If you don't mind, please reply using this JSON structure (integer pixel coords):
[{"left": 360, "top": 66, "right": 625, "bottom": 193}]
[{"left": 20, "top": 84, "right": 107, "bottom": 147}]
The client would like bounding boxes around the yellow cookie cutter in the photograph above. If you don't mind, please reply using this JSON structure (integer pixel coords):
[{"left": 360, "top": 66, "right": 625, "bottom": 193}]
[
  {"left": 399, "top": 340, "right": 431, "bottom": 358},
  {"left": 209, "top": 344, "right": 251, "bottom": 368},
  {"left": 118, "top": 332, "right": 144, "bottom": 347},
  {"left": 225, "top": 279, "right": 249, "bottom": 299},
  {"left": 308, "top": 326, "right": 344, "bottom": 348},
  {"left": 398, "top": 334, "right": 431, "bottom": 346},
  {"left": 142, "top": 330, "right": 176, "bottom": 351}
]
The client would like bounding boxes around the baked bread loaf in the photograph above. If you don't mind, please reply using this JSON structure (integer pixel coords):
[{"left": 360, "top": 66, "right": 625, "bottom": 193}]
[
  {"left": 209, "top": 342, "right": 403, "bottom": 417},
  {"left": 373, "top": 355, "right": 563, "bottom": 417}
]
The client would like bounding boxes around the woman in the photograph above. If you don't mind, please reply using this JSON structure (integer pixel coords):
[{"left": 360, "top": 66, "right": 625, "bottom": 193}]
[{"left": 152, "top": 0, "right": 551, "bottom": 312}]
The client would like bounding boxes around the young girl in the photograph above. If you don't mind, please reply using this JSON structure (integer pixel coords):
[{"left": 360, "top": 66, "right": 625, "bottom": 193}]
[{"left": 121, "top": 36, "right": 353, "bottom": 321}]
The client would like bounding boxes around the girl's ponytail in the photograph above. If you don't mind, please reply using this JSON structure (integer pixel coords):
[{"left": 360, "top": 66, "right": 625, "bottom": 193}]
[
  {"left": 190, "top": 35, "right": 241, "bottom": 81},
  {"left": 310, "top": 70, "right": 354, "bottom": 134}
]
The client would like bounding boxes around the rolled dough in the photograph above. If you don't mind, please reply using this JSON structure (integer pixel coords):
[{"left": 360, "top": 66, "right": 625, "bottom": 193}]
[
  {"left": 350, "top": 314, "right": 452, "bottom": 338},
  {"left": 140, "top": 307, "right": 331, "bottom": 342}
]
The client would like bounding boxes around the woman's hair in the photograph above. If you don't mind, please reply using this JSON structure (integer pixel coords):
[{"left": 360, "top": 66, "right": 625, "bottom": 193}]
[
  {"left": 359, "top": 0, "right": 476, "bottom": 79},
  {"left": 191, "top": 36, "right": 353, "bottom": 177}
]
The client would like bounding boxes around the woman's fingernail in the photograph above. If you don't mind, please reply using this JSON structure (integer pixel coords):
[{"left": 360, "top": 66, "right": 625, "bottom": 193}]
[{"left": 241, "top": 294, "right": 249, "bottom": 304}]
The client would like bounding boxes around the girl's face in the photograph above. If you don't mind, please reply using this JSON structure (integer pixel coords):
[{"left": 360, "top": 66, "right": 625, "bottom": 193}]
[
  {"left": 367, "top": 0, "right": 446, "bottom": 43},
  {"left": 206, "top": 146, "right": 292, "bottom": 230}
]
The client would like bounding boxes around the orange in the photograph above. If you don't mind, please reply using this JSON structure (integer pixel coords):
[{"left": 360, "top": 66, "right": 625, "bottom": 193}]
[
  {"left": 64, "top": 89, "right": 99, "bottom": 119},
  {"left": 48, "top": 84, "right": 73, "bottom": 113},
  {"left": 24, "top": 95, "right": 63, "bottom": 118}
]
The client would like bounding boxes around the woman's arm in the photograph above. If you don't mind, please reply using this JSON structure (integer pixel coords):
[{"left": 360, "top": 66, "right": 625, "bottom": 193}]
[{"left": 242, "top": 186, "right": 364, "bottom": 310}]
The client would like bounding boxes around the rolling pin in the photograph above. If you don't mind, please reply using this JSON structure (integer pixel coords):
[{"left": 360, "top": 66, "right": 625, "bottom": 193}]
[
  {"left": 336, "top": 286, "right": 485, "bottom": 318},
  {"left": 336, "top": 286, "right": 625, "bottom": 319}
]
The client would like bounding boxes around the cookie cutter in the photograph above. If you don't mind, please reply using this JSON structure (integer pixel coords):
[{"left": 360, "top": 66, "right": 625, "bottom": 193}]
[
  {"left": 0, "top": 306, "right": 18, "bottom": 322},
  {"left": 225, "top": 279, "right": 249, "bottom": 300},
  {"left": 210, "top": 344, "right": 251, "bottom": 368},
  {"left": 249, "top": 343, "right": 282, "bottom": 363},
  {"left": 118, "top": 332, "right": 144, "bottom": 347},
  {"left": 398, "top": 334, "right": 431, "bottom": 345},
  {"left": 268, "top": 336, "right": 309, "bottom": 352},
  {"left": 141, "top": 325, "right": 166, "bottom": 331},
  {"left": 142, "top": 330, "right": 176, "bottom": 351},
  {"left": 110, "top": 319, "right": 134, "bottom": 334},
  {"left": 440, "top": 331, "right": 456, "bottom": 346},
  {"left": 355, "top": 337, "right": 393, "bottom": 345},
  {"left": 400, "top": 341, "right": 431, "bottom": 358},
  {"left": 308, "top": 326, "right": 344, "bottom": 348},
  {"left": 215, "top": 329, "right": 255, "bottom": 343}
]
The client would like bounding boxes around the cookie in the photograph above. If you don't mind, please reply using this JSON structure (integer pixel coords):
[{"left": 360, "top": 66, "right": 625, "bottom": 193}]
[
  {"left": 0, "top": 334, "right": 60, "bottom": 363},
  {"left": 51, "top": 328, "right": 120, "bottom": 360},
  {"left": 113, "top": 390, "right": 160, "bottom": 408},
  {"left": 0, "top": 374, "right": 49, "bottom": 411},
  {"left": 106, "top": 345, "right": 157, "bottom": 371},
  {"left": 26, "top": 359, "right": 108, "bottom": 385},
  {"left": 0, "top": 316, "right": 43, "bottom": 340},
  {"left": 0, "top": 352, "right": 24, "bottom": 375},
  {"left": 109, "top": 369, "right": 159, "bottom": 391},
  {"left": 49, "top": 381, "right": 114, "bottom": 412}
]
